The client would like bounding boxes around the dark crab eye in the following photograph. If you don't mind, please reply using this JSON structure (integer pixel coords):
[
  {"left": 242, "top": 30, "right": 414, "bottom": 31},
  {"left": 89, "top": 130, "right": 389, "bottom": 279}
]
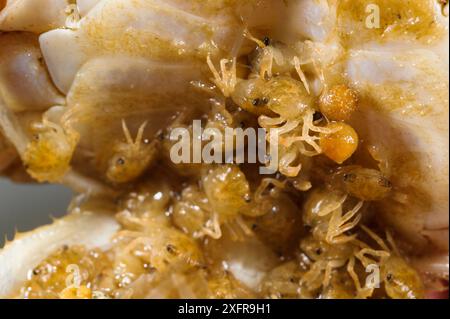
[
  {"left": 263, "top": 36, "right": 271, "bottom": 46},
  {"left": 378, "top": 177, "right": 392, "bottom": 188},
  {"left": 252, "top": 98, "right": 261, "bottom": 106},
  {"left": 117, "top": 158, "right": 125, "bottom": 166},
  {"left": 386, "top": 273, "right": 394, "bottom": 282},
  {"left": 252, "top": 97, "right": 269, "bottom": 106},
  {"left": 343, "top": 173, "right": 357, "bottom": 183},
  {"left": 166, "top": 244, "right": 178, "bottom": 255}
]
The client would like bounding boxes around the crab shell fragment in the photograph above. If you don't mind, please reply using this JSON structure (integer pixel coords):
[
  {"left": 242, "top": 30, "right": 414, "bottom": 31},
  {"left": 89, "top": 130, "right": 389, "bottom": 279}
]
[{"left": 0, "top": 0, "right": 449, "bottom": 298}]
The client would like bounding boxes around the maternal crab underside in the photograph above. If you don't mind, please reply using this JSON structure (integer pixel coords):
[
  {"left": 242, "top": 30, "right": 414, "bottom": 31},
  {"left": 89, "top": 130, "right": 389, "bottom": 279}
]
[{"left": 0, "top": 0, "right": 448, "bottom": 299}]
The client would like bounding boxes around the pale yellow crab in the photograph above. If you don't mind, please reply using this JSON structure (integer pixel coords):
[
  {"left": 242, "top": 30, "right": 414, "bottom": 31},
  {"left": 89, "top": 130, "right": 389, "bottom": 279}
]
[
  {"left": 23, "top": 119, "right": 79, "bottom": 183},
  {"left": 348, "top": 226, "right": 425, "bottom": 299},
  {"left": 105, "top": 120, "right": 158, "bottom": 184}
]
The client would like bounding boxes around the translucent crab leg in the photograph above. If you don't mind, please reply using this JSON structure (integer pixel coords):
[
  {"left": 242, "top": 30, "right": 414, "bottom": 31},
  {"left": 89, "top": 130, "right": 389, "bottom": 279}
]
[
  {"left": 361, "top": 225, "right": 390, "bottom": 251},
  {"left": 200, "top": 213, "right": 222, "bottom": 240},
  {"left": 206, "top": 55, "right": 237, "bottom": 97},
  {"left": 293, "top": 56, "right": 310, "bottom": 94},
  {"left": 297, "top": 142, "right": 321, "bottom": 157},
  {"left": 339, "top": 214, "right": 363, "bottom": 234},
  {"left": 356, "top": 248, "right": 390, "bottom": 268},
  {"left": 235, "top": 215, "right": 253, "bottom": 237},
  {"left": 329, "top": 234, "right": 358, "bottom": 245},
  {"left": 347, "top": 255, "right": 361, "bottom": 289},
  {"left": 279, "top": 151, "right": 302, "bottom": 177},
  {"left": 347, "top": 256, "right": 375, "bottom": 299},
  {"left": 303, "top": 110, "right": 337, "bottom": 134},
  {"left": 207, "top": 55, "right": 222, "bottom": 85},
  {"left": 317, "top": 194, "right": 348, "bottom": 218},
  {"left": 243, "top": 29, "right": 266, "bottom": 48},
  {"left": 326, "top": 202, "right": 364, "bottom": 244},
  {"left": 340, "top": 201, "right": 364, "bottom": 225}
]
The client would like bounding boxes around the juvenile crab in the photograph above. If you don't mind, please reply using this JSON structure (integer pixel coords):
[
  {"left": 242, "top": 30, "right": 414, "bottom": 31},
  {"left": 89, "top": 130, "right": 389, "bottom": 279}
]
[
  {"left": 104, "top": 120, "right": 159, "bottom": 185},
  {"left": 23, "top": 118, "right": 79, "bottom": 183},
  {"left": 303, "top": 188, "right": 364, "bottom": 245},
  {"left": 300, "top": 235, "right": 355, "bottom": 294},
  {"left": 348, "top": 226, "right": 425, "bottom": 299}
]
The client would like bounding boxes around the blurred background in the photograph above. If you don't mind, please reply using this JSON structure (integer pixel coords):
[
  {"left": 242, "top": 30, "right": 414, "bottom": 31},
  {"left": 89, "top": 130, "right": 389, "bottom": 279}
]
[{"left": 0, "top": 178, "right": 72, "bottom": 247}]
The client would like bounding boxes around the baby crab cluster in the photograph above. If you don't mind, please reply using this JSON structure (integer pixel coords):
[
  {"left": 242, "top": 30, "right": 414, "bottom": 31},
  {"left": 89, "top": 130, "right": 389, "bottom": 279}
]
[
  {"left": 172, "top": 165, "right": 254, "bottom": 240},
  {"left": 260, "top": 186, "right": 424, "bottom": 299},
  {"left": 207, "top": 34, "right": 361, "bottom": 177},
  {"left": 300, "top": 184, "right": 421, "bottom": 298},
  {"left": 172, "top": 164, "right": 302, "bottom": 253},
  {"left": 23, "top": 115, "right": 159, "bottom": 185}
]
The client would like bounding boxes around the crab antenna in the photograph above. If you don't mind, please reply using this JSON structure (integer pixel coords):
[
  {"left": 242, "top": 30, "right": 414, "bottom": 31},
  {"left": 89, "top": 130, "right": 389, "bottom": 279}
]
[
  {"left": 135, "top": 121, "right": 148, "bottom": 147},
  {"left": 207, "top": 55, "right": 221, "bottom": 84},
  {"left": 121, "top": 120, "right": 134, "bottom": 145},
  {"left": 243, "top": 29, "right": 266, "bottom": 48}
]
